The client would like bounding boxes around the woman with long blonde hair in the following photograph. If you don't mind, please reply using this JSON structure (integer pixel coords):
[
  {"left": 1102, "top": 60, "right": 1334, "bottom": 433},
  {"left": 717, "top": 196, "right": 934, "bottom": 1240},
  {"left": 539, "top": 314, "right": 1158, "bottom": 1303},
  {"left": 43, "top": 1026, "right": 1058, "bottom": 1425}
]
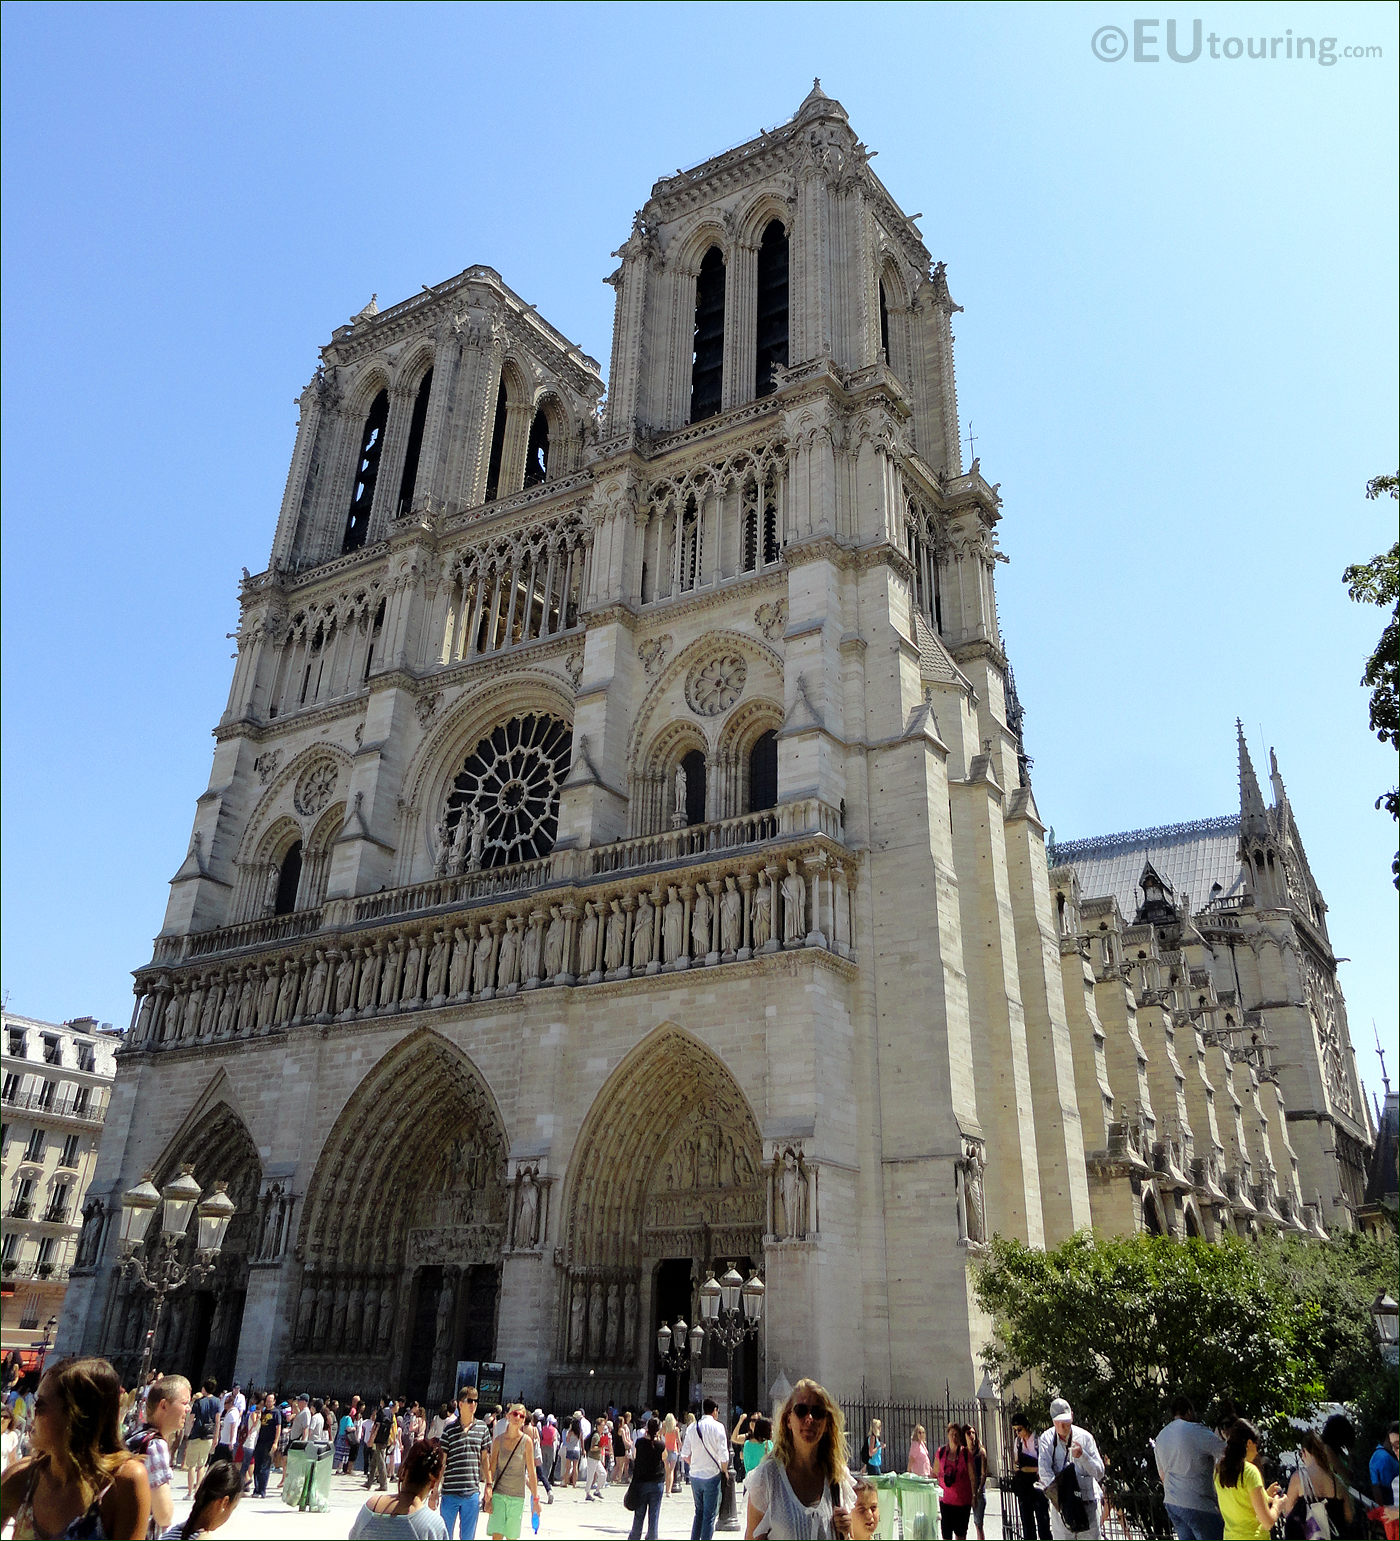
[
  {"left": 0, "top": 1356, "right": 150, "bottom": 1540},
  {"left": 661, "top": 1412, "right": 680, "bottom": 1495},
  {"left": 744, "top": 1378, "right": 853, "bottom": 1539}
]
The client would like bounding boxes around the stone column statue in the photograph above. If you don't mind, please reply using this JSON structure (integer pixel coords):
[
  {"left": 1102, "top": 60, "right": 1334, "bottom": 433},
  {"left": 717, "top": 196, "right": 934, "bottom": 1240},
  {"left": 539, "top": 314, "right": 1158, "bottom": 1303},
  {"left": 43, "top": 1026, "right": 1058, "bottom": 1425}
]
[
  {"left": 781, "top": 859, "right": 806, "bottom": 946},
  {"left": 720, "top": 876, "right": 742, "bottom": 955},
  {"left": 662, "top": 886, "right": 685, "bottom": 964}
]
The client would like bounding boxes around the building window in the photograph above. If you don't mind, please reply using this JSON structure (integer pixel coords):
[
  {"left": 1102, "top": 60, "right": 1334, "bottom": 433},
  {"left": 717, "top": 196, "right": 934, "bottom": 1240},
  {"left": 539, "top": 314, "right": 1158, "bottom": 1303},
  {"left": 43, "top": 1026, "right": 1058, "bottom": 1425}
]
[
  {"left": 1, "top": 1233, "right": 17, "bottom": 1264},
  {"left": 71, "top": 1087, "right": 90, "bottom": 1117},
  {"left": 36, "top": 1237, "right": 55, "bottom": 1274},
  {"left": 42, "top": 1036, "right": 61, "bottom": 1067},
  {"left": 6, "top": 1029, "right": 24, "bottom": 1059},
  {"left": 273, "top": 842, "right": 303, "bottom": 916},
  {"left": 343, "top": 389, "right": 390, "bottom": 553},
  {"left": 45, "top": 1183, "right": 70, "bottom": 1224},
  {"left": 878, "top": 278, "right": 890, "bottom": 362},
  {"left": 12, "top": 1177, "right": 35, "bottom": 1218},
  {"left": 24, "top": 1129, "right": 44, "bottom": 1163},
  {"left": 396, "top": 367, "right": 434, "bottom": 515},
  {"left": 754, "top": 221, "right": 789, "bottom": 398},
  {"left": 38, "top": 1081, "right": 57, "bottom": 1111},
  {"left": 77, "top": 1044, "right": 95, "bottom": 1073},
  {"left": 681, "top": 749, "right": 707, "bottom": 826},
  {"left": 59, "top": 1135, "right": 80, "bottom": 1169},
  {"left": 690, "top": 246, "right": 725, "bottom": 422},
  {"left": 484, "top": 377, "right": 509, "bottom": 503},
  {"left": 19, "top": 1294, "right": 40, "bottom": 1330},
  {"left": 523, "top": 408, "right": 550, "bottom": 488},
  {"left": 2, "top": 1072, "right": 21, "bottom": 1102},
  {"left": 748, "top": 731, "right": 779, "bottom": 814}
]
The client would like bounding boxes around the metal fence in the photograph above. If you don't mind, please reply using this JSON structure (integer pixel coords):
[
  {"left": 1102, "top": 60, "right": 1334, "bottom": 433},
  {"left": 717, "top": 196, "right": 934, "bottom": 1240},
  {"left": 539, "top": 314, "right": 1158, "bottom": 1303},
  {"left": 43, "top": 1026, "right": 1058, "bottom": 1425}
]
[
  {"left": 838, "top": 1391, "right": 990, "bottom": 1476},
  {"left": 999, "top": 1475, "right": 1173, "bottom": 1540}
]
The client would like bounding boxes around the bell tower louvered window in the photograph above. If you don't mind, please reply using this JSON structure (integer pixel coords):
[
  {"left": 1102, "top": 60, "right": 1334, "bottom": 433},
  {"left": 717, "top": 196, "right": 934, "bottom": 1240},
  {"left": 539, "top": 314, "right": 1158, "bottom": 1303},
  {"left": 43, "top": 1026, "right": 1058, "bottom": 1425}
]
[
  {"left": 524, "top": 408, "right": 550, "bottom": 488},
  {"left": 484, "top": 377, "right": 509, "bottom": 503},
  {"left": 396, "top": 367, "right": 433, "bottom": 514},
  {"left": 690, "top": 246, "right": 725, "bottom": 421},
  {"left": 754, "top": 221, "right": 789, "bottom": 397},
  {"left": 343, "top": 390, "right": 389, "bottom": 552}
]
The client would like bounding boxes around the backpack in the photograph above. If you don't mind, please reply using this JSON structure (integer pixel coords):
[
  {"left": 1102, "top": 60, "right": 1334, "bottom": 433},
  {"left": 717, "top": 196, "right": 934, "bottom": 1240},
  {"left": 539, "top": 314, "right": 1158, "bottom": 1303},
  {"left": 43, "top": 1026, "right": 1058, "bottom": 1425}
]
[
  {"left": 191, "top": 1395, "right": 218, "bottom": 1441},
  {"left": 1054, "top": 1460, "right": 1091, "bottom": 1533}
]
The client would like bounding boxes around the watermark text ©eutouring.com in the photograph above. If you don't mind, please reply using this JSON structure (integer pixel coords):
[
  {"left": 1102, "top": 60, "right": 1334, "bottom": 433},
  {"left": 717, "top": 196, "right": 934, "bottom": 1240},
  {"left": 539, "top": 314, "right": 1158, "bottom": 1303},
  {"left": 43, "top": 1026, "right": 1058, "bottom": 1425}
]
[{"left": 1091, "top": 20, "right": 1384, "bottom": 65}]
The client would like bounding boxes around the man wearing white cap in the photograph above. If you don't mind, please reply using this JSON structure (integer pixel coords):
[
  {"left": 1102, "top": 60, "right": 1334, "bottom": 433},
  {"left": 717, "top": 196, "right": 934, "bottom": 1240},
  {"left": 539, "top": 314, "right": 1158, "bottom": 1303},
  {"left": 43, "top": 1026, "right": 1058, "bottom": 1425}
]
[{"left": 1037, "top": 1398, "right": 1105, "bottom": 1540}]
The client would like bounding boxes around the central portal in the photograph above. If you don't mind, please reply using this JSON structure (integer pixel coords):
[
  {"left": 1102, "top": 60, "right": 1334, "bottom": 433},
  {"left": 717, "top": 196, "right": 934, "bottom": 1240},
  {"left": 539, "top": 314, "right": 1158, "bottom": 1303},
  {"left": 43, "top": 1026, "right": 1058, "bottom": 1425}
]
[{"left": 552, "top": 1027, "right": 765, "bottom": 1412}]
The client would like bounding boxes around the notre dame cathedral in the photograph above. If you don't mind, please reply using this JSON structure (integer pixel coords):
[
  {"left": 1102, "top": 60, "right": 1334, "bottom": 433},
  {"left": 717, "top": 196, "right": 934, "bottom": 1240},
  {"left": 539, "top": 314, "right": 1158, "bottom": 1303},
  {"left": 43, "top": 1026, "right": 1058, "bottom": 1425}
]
[{"left": 59, "top": 84, "right": 1373, "bottom": 1408}]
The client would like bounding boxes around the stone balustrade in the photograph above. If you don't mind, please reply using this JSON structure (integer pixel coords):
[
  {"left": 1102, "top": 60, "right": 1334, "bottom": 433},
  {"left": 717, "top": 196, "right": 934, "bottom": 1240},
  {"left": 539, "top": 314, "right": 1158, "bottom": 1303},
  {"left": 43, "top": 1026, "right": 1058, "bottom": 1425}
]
[{"left": 126, "top": 826, "right": 857, "bottom": 1055}]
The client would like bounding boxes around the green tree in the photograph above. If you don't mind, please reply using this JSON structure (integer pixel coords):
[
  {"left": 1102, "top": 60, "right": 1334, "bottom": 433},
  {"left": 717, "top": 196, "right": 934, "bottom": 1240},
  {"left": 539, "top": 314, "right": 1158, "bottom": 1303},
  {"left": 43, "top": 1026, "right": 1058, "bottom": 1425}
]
[
  {"left": 1343, "top": 471, "right": 1400, "bottom": 888},
  {"left": 972, "top": 1233, "right": 1323, "bottom": 1482}
]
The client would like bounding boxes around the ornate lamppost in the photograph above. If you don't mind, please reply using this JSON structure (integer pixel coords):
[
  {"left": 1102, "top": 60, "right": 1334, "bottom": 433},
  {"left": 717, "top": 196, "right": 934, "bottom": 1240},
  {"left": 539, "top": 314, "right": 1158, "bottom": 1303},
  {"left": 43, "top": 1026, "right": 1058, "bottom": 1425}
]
[
  {"left": 1373, "top": 1290, "right": 1399, "bottom": 1366},
  {"left": 656, "top": 1314, "right": 705, "bottom": 1419},
  {"left": 118, "top": 1166, "right": 236, "bottom": 1385},
  {"left": 698, "top": 1262, "right": 764, "bottom": 1534},
  {"left": 37, "top": 1315, "right": 58, "bottom": 1372}
]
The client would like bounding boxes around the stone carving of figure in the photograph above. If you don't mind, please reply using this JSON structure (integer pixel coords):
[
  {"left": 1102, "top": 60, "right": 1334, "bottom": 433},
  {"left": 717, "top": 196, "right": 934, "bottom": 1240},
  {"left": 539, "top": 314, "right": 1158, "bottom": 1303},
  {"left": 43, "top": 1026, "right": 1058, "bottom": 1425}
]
[
  {"left": 448, "top": 926, "right": 472, "bottom": 997},
  {"left": 435, "top": 814, "right": 454, "bottom": 877},
  {"left": 496, "top": 918, "right": 520, "bottom": 990},
  {"left": 346, "top": 1280, "right": 364, "bottom": 1350},
  {"left": 673, "top": 763, "right": 687, "bottom": 818},
  {"left": 402, "top": 933, "right": 425, "bottom": 1001},
  {"left": 522, "top": 914, "right": 544, "bottom": 984},
  {"left": 331, "top": 1278, "right": 349, "bottom": 1343},
  {"left": 604, "top": 1281, "right": 621, "bottom": 1362},
  {"left": 377, "top": 1279, "right": 395, "bottom": 1351},
  {"left": 957, "top": 1142, "right": 986, "bottom": 1245},
  {"left": 517, "top": 1169, "right": 541, "bottom": 1248},
  {"left": 76, "top": 1200, "right": 104, "bottom": 1268},
  {"left": 604, "top": 899, "right": 627, "bottom": 973},
  {"left": 662, "top": 886, "right": 685, "bottom": 964},
  {"left": 472, "top": 924, "right": 494, "bottom": 994},
  {"left": 692, "top": 884, "right": 713, "bottom": 957},
  {"left": 781, "top": 860, "right": 806, "bottom": 946},
  {"left": 378, "top": 940, "right": 403, "bottom": 1008},
  {"left": 432, "top": 1273, "right": 457, "bottom": 1365},
  {"left": 426, "top": 929, "right": 450, "bottom": 1000},
  {"left": 357, "top": 944, "right": 381, "bottom": 1011},
  {"left": 133, "top": 992, "right": 156, "bottom": 1045},
  {"left": 697, "top": 1127, "right": 717, "bottom": 1189},
  {"left": 447, "top": 809, "right": 472, "bottom": 875},
  {"left": 569, "top": 1279, "right": 586, "bottom": 1360},
  {"left": 623, "top": 1279, "right": 638, "bottom": 1360},
  {"left": 587, "top": 1279, "right": 604, "bottom": 1360},
  {"left": 781, "top": 1148, "right": 806, "bottom": 1238},
  {"left": 258, "top": 1185, "right": 282, "bottom": 1259},
  {"left": 720, "top": 876, "right": 742, "bottom": 954},
  {"left": 579, "top": 901, "right": 600, "bottom": 975},
  {"left": 543, "top": 906, "right": 565, "bottom": 978},
  {"left": 360, "top": 1281, "right": 379, "bottom": 1352},
  {"left": 303, "top": 949, "right": 329, "bottom": 1017},
  {"left": 257, "top": 964, "right": 280, "bottom": 1030},
  {"left": 216, "top": 980, "right": 239, "bottom": 1037},
  {"left": 632, "top": 892, "right": 655, "bottom": 969},
  {"left": 294, "top": 1277, "right": 317, "bottom": 1348},
  {"left": 752, "top": 879, "right": 773, "bottom": 950},
  {"left": 275, "top": 959, "right": 299, "bottom": 1024},
  {"left": 331, "top": 948, "right": 355, "bottom": 1015}
]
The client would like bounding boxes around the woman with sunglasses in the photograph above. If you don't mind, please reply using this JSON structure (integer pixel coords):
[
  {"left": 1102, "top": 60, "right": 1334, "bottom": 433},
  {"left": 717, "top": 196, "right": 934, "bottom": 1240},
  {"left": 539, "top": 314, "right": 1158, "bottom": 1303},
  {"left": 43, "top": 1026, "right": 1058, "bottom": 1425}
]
[
  {"left": 482, "top": 1405, "right": 540, "bottom": 1541},
  {"left": 744, "top": 1379, "right": 853, "bottom": 1539}
]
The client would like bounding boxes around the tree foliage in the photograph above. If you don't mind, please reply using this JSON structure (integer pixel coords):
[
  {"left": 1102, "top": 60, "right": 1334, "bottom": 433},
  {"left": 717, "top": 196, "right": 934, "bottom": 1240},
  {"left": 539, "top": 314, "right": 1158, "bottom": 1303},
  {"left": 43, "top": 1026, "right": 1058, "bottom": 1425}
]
[
  {"left": 973, "top": 1232, "right": 1323, "bottom": 1482},
  {"left": 1343, "top": 471, "right": 1400, "bottom": 887}
]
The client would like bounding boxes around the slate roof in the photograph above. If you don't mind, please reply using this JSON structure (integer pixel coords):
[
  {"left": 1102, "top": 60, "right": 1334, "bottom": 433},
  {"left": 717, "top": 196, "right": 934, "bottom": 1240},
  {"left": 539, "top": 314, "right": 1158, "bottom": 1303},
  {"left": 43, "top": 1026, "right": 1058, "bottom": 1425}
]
[
  {"left": 1363, "top": 1091, "right": 1398, "bottom": 1209},
  {"left": 1051, "top": 815, "right": 1245, "bottom": 917}
]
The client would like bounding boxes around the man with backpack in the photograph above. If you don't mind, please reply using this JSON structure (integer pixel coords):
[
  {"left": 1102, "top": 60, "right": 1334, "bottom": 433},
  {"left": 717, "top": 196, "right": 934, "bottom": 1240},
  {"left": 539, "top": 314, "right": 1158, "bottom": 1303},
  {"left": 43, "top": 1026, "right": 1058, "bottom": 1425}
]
[
  {"left": 1038, "top": 1399, "right": 1106, "bottom": 1541},
  {"left": 184, "top": 1377, "right": 222, "bottom": 1498},
  {"left": 125, "top": 1372, "right": 190, "bottom": 1536},
  {"left": 367, "top": 1397, "right": 396, "bottom": 1491}
]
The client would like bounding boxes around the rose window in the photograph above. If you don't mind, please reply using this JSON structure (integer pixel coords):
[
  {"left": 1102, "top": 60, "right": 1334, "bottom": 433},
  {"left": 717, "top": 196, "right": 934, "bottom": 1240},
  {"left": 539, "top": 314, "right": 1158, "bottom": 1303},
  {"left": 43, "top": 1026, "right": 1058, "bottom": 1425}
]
[
  {"left": 293, "top": 760, "right": 337, "bottom": 817},
  {"left": 444, "top": 713, "right": 572, "bottom": 868},
  {"left": 687, "top": 654, "right": 747, "bottom": 716}
]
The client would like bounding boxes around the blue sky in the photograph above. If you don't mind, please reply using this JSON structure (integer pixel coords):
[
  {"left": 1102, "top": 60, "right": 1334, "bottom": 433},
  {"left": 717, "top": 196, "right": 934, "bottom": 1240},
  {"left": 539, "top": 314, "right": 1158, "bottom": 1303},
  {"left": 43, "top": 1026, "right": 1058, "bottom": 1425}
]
[{"left": 2, "top": 2, "right": 1396, "bottom": 1105}]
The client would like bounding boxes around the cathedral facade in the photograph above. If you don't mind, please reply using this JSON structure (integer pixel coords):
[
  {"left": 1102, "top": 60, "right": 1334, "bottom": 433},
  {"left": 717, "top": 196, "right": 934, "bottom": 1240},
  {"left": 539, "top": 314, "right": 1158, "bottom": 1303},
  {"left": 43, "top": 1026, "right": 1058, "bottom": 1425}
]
[{"left": 58, "top": 86, "right": 1371, "bottom": 1408}]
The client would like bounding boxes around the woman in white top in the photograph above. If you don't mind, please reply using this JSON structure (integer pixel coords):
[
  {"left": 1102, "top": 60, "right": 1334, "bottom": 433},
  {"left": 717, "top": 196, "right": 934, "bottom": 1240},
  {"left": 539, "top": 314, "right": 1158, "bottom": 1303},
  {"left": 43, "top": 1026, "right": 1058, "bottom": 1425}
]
[
  {"left": 744, "top": 1378, "right": 854, "bottom": 1540},
  {"left": 216, "top": 1396, "right": 239, "bottom": 1451}
]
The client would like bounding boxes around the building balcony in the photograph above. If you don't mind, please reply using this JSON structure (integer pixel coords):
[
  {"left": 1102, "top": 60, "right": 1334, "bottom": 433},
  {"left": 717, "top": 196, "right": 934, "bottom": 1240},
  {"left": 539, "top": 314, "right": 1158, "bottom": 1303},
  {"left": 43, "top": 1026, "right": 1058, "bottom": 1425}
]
[
  {"left": 5, "top": 1200, "right": 34, "bottom": 1220},
  {"left": 0, "top": 1088, "right": 105, "bottom": 1128},
  {"left": 0, "top": 1259, "right": 69, "bottom": 1285},
  {"left": 130, "top": 799, "right": 857, "bottom": 1054}
]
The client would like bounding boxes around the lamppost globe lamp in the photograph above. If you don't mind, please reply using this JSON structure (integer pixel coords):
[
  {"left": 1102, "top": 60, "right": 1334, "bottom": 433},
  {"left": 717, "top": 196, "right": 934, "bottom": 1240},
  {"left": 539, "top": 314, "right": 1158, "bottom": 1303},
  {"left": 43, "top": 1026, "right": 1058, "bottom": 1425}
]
[
  {"left": 159, "top": 1165, "right": 203, "bottom": 1241},
  {"left": 657, "top": 1321, "right": 672, "bottom": 1355},
  {"left": 741, "top": 1270, "right": 765, "bottom": 1323},
  {"left": 119, "top": 1176, "right": 161, "bottom": 1253},
  {"left": 688, "top": 1322, "right": 705, "bottom": 1359},
  {"left": 699, "top": 1269, "right": 721, "bottom": 1321},
  {"left": 196, "top": 1183, "right": 236, "bottom": 1254},
  {"left": 719, "top": 1263, "right": 743, "bottom": 1315}
]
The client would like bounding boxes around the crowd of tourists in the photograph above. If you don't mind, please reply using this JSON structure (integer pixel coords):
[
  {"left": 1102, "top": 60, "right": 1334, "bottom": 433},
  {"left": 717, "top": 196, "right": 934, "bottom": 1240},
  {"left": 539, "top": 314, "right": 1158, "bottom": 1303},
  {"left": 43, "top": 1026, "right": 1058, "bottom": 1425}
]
[{"left": 2, "top": 1354, "right": 1398, "bottom": 1541}]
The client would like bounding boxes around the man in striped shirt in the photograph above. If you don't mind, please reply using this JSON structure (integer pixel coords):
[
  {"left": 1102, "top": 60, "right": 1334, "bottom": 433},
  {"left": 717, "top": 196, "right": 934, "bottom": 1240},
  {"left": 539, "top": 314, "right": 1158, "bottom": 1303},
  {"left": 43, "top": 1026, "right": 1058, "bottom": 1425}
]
[{"left": 439, "top": 1385, "right": 490, "bottom": 1539}]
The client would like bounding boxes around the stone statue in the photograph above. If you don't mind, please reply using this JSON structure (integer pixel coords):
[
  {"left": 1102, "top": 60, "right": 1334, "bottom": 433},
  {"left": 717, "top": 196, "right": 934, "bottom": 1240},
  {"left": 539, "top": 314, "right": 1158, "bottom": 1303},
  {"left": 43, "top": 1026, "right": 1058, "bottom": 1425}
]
[
  {"left": 468, "top": 808, "right": 487, "bottom": 870},
  {"left": 346, "top": 1281, "right": 364, "bottom": 1349},
  {"left": 587, "top": 1278, "right": 604, "bottom": 1360},
  {"left": 295, "top": 1278, "right": 317, "bottom": 1348},
  {"left": 543, "top": 906, "right": 565, "bottom": 977},
  {"left": 275, "top": 960, "right": 299, "bottom": 1023},
  {"left": 377, "top": 941, "right": 402, "bottom": 1008},
  {"left": 632, "top": 892, "right": 656, "bottom": 969},
  {"left": 692, "top": 884, "right": 713, "bottom": 957},
  {"left": 447, "top": 809, "right": 472, "bottom": 875},
  {"left": 515, "top": 1168, "right": 541, "bottom": 1248},
  {"left": 623, "top": 1278, "right": 638, "bottom": 1359},
  {"left": 957, "top": 1142, "right": 986, "bottom": 1245},
  {"left": 356, "top": 945, "right": 379, "bottom": 1011},
  {"left": 257, "top": 964, "right": 280, "bottom": 1029},
  {"left": 377, "top": 1279, "right": 395, "bottom": 1350},
  {"left": 496, "top": 918, "right": 520, "bottom": 989},
  {"left": 304, "top": 949, "right": 330, "bottom": 1017},
  {"left": 569, "top": 1279, "right": 586, "bottom": 1360},
  {"left": 752, "top": 879, "right": 773, "bottom": 950},
  {"left": 604, "top": 1281, "right": 621, "bottom": 1362},
  {"left": 662, "top": 886, "right": 685, "bottom": 963},
  {"left": 720, "top": 876, "right": 742, "bottom": 954},
  {"left": 521, "top": 914, "right": 543, "bottom": 983},
  {"left": 674, "top": 763, "right": 687, "bottom": 817},
  {"left": 448, "top": 927, "right": 472, "bottom": 996},
  {"left": 781, "top": 859, "right": 806, "bottom": 946},
  {"left": 472, "top": 924, "right": 494, "bottom": 993},
  {"left": 579, "top": 901, "right": 600, "bottom": 975},
  {"left": 75, "top": 1200, "right": 104, "bottom": 1268},
  {"left": 604, "top": 899, "right": 627, "bottom": 973},
  {"left": 402, "top": 933, "right": 425, "bottom": 1001},
  {"left": 435, "top": 813, "right": 454, "bottom": 877},
  {"left": 426, "top": 929, "right": 450, "bottom": 999},
  {"left": 331, "top": 1279, "right": 349, "bottom": 1343},
  {"left": 432, "top": 1273, "right": 457, "bottom": 1365}
]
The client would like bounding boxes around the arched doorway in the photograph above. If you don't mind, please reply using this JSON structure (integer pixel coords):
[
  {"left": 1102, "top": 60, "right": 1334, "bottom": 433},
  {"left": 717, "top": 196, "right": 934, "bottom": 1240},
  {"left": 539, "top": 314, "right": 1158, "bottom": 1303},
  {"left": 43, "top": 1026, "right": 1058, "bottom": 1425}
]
[
  {"left": 108, "top": 1104, "right": 261, "bottom": 1388},
  {"left": 292, "top": 1030, "right": 508, "bottom": 1401},
  {"left": 555, "top": 1028, "right": 764, "bottom": 1414}
]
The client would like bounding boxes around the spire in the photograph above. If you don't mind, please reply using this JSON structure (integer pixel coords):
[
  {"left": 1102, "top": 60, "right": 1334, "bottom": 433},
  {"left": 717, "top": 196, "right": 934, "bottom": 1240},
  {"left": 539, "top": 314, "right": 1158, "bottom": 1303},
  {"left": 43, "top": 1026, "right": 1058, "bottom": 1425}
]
[
  {"left": 1268, "top": 746, "right": 1288, "bottom": 811},
  {"left": 795, "top": 78, "right": 848, "bottom": 123},
  {"left": 1237, "top": 720, "right": 1268, "bottom": 836}
]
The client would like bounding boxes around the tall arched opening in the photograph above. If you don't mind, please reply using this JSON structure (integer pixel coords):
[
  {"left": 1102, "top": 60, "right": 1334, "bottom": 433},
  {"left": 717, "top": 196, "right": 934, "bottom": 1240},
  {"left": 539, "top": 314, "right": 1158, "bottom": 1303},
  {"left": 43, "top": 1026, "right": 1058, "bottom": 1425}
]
[
  {"left": 555, "top": 1027, "right": 764, "bottom": 1414},
  {"left": 292, "top": 1030, "right": 509, "bottom": 1401}
]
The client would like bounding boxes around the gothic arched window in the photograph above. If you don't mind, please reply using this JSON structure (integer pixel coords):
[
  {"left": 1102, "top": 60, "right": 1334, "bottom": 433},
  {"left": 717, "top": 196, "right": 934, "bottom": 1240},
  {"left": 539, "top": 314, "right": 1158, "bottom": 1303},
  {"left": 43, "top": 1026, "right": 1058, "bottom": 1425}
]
[
  {"left": 748, "top": 730, "right": 778, "bottom": 813},
  {"left": 878, "top": 278, "right": 890, "bottom": 363},
  {"left": 681, "top": 749, "right": 707, "bottom": 826},
  {"left": 343, "top": 390, "right": 389, "bottom": 553},
  {"left": 524, "top": 408, "right": 550, "bottom": 488},
  {"left": 396, "top": 367, "right": 433, "bottom": 515},
  {"left": 690, "top": 246, "right": 725, "bottom": 422},
  {"left": 273, "top": 841, "right": 302, "bottom": 916},
  {"left": 754, "top": 220, "right": 789, "bottom": 398},
  {"left": 484, "top": 376, "right": 509, "bottom": 503}
]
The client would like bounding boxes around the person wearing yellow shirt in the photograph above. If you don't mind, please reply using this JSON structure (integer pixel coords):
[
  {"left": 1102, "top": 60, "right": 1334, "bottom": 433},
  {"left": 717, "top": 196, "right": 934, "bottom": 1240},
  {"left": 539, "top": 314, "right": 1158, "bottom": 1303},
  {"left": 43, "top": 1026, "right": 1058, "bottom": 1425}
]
[{"left": 1212, "top": 1420, "right": 1283, "bottom": 1541}]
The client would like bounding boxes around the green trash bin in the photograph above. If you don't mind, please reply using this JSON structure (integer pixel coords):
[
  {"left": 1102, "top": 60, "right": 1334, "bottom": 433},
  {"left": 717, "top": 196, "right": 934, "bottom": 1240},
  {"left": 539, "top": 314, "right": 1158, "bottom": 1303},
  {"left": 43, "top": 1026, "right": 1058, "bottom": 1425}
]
[
  {"left": 281, "top": 1441, "right": 335, "bottom": 1512},
  {"left": 886, "top": 1473, "right": 940, "bottom": 1540}
]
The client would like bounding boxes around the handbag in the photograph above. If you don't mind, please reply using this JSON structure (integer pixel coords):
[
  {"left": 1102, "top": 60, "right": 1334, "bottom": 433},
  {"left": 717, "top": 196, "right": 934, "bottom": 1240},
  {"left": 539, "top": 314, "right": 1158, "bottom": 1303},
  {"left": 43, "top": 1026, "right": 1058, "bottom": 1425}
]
[
  {"left": 623, "top": 1473, "right": 639, "bottom": 1512},
  {"left": 1299, "top": 1461, "right": 1332, "bottom": 1540}
]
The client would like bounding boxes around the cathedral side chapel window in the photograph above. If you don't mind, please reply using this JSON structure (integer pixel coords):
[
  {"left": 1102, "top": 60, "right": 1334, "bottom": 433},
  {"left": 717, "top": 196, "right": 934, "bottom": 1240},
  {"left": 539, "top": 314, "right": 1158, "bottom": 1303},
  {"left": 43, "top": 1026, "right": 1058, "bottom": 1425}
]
[
  {"left": 754, "top": 220, "right": 789, "bottom": 398},
  {"left": 343, "top": 389, "right": 389, "bottom": 553},
  {"left": 523, "top": 409, "right": 549, "bottom": 488},
  {"left": 395, "top": 367, "right": 433, "bottom": 515},
  {"left": 690, "top": 246, "right": 725, "bottom": 422}
]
